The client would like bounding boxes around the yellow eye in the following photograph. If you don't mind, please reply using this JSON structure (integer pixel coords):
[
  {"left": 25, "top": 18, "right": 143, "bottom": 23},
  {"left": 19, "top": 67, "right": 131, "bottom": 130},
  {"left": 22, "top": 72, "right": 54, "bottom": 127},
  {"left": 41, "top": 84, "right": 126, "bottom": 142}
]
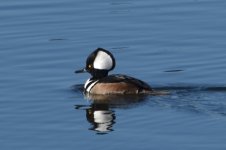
[{"left": 88, "top": 64, "right": 92, "bottom": 68}]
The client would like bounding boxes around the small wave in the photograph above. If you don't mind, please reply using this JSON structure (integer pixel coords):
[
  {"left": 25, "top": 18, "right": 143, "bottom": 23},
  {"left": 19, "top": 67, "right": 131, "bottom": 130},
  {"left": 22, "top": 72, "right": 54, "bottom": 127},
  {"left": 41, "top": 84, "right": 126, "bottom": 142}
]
[{"left": 154, "top": 85, "right": 226, "bottom": 92}]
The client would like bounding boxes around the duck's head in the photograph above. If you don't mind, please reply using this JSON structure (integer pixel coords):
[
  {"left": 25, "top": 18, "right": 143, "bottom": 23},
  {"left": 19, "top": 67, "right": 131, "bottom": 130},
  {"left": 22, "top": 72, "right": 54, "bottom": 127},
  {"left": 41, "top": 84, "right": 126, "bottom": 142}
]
[{"left": 75, "top": 48, "right": 116, "bottom": 79}]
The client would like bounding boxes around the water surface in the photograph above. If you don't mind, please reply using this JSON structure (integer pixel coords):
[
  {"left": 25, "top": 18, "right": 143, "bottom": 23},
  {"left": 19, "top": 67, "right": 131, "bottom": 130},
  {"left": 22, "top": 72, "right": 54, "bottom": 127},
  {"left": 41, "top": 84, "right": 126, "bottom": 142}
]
[{"left": 1, "top": 0, "right": 226, "bottom": 149}]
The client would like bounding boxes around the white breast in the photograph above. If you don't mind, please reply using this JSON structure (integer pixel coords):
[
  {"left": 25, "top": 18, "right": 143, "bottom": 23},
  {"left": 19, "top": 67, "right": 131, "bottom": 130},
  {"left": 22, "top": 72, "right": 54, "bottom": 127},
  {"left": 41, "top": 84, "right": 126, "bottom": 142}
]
[{"left": 84, "top": 78, "right": 99, "bottom": 92}]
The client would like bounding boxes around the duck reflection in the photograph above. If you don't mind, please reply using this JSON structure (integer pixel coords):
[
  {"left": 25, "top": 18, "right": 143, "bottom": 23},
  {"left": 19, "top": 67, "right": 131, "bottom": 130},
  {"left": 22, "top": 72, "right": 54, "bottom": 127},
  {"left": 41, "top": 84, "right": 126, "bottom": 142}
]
[
  {"left": 75, "top": 92, "right": 148, "bottom": 134},
  {"left": 86, "top": 103, "right": 115, "bottom": 134}
]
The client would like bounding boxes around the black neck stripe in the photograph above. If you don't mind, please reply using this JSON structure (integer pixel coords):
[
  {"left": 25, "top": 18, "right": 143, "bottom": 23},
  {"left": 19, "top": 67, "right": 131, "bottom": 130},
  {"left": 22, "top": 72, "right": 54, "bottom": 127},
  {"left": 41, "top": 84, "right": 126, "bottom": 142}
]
[{"left": 85, "top": 80, "right": 99, "bottom": 92}]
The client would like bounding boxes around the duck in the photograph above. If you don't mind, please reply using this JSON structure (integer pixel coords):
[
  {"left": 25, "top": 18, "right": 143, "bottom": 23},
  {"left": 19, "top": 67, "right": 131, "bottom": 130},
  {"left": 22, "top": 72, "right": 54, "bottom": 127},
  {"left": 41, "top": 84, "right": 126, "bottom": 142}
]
[{"left": 75, "top": 48, "right": 155, "bottom": 95}]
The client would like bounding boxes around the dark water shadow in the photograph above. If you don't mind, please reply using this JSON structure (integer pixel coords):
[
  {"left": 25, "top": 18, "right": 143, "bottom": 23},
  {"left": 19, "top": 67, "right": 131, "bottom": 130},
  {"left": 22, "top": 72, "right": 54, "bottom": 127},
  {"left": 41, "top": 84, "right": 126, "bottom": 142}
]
[{"left": 48, "top": 38, "right": 68, "bottom": 42}]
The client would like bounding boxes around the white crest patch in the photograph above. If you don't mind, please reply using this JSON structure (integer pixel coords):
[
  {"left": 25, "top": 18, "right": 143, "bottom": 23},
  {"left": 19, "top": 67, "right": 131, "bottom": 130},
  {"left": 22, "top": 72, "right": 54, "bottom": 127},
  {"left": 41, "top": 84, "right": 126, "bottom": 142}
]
[{"left": 93, "top": 51, "right": 113, "bottom": 70}]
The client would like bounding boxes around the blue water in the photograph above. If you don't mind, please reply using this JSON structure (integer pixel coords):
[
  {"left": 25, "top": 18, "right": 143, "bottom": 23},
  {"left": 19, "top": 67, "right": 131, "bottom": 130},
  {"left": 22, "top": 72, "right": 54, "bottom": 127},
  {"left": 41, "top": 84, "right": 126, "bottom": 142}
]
[{"left": 1, "top": 0, "right": 226, "bottom": 149}]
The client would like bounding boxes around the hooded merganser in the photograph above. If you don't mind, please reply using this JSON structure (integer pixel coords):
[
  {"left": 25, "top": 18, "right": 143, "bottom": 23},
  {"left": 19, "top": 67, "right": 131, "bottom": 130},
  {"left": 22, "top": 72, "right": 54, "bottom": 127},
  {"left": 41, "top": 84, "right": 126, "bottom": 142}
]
[{"left": 75, "top": 48, "right": 154, "bottom": 95}]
